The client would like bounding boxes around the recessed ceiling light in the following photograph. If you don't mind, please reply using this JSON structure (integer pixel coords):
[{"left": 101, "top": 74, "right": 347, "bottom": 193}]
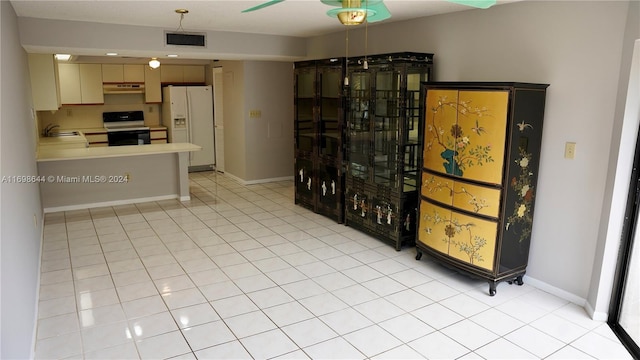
[
  {"left": 105, "top": 52, "right": 118, "bottom": 56},
  {"left": 167, "top": 54, "right": 179, "bottom": 58},
  {"left": 54, "top": 54, "right": 71, "bottom": 61}
]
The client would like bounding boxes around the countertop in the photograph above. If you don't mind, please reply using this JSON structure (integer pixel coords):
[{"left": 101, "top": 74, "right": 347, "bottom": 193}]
[{"left": 37, "top": 143, "right": 201, "bottom": 162}]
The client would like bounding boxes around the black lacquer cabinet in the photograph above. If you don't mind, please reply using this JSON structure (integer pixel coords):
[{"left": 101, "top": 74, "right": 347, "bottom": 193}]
[
  {"left": 416, "top": 82, "right": 549, "bottom": 295},
  {"left": 344, "top": 52, "right": 434, "bottom": 250},
  {"left": 294, "top": 58, "right": 346, "bottom": 222}
]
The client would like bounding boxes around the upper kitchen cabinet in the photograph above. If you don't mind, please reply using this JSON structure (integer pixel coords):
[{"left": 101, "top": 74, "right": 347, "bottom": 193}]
[
  {"left": 145, "top": 66, "right": 162, "bottom": 103},
  {"left": 58, "top": 63, "right": 104, "bottom": 105},
  {"left": 102, "top": 64, "right": 144, "bottom": 83},
  {"left": 161, "top": 65, "right": 205, "bottom": 84},
  {"left": 28, "top": 54, "right": 61, "bottom": 111}
]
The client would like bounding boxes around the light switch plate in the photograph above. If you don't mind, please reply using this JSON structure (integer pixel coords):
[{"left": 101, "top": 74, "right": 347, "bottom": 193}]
[{"left": 565, "top": 142, "right": 576, "bottom": 159}]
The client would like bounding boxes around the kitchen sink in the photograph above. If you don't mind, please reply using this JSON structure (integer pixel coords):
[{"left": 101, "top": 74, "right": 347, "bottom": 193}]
[{"left": 48, "top": 131, "right": 81, "bottom": 137}]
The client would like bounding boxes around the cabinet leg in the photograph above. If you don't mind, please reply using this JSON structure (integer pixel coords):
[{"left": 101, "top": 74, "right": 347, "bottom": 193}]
[
  {"left": 415, "top": 250, "right": 423, "bottom": 261},
  {"left": 508, "top": 275, "right": 524, "bottom": 286},
  {"left": 489, "top": 282, "right": 497, "bottom": 296}
]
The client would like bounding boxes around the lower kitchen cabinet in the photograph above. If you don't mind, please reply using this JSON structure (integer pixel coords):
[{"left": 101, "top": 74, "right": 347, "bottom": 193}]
[{"left": 416, "top": 82, "right": 549, "bottom": 296}]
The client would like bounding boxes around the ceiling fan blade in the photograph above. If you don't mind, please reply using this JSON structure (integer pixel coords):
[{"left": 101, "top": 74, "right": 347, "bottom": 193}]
[
  {"left": 241, "top": 0, "right": 285, "bottom": 13},
  {"left": 366, "top": 1, "right": 391, "bottom": 22},
  {"left": 447, "top": 0, "right": 496, "bottom": 9}
]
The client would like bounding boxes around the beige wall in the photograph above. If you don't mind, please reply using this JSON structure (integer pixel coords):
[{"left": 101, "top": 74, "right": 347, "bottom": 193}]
[
  {"left": 308, "top": 1, "right": 637, "bottom": 310},
  {"left": 1, "top": 2, "right": 43, "bottom": 358}
]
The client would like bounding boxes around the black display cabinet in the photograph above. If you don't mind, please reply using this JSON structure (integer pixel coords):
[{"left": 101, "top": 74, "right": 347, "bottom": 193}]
[
  {"left": 344, "top": 52, "right": 434, "bottom": 250},
  {"left": 294, "top": 58, "right": 346, "bottom": 222}
]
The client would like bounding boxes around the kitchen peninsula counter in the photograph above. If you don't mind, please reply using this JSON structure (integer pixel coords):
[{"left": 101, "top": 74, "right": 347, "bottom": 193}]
[
  {"left": 37, "top": 143, "right": 201, "bottom": 212},
  {"left": 37, "top": 142, "right": 200, "bottom": 161}
]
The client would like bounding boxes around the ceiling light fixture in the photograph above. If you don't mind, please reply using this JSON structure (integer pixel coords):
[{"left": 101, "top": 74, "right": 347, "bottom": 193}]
[
  {"left": 326, "top": 0, "right": 375, "bottom": 26},
  {"left": 54, "top": 54, "right": 71, "bottom": 61},
  {"left": 105, "top": 52, "right": 118, "bottom": 56},
  {"left": 167, "top": 54, "right": 179, "bottom": 58},
  {"left": 148, "top": 58, "right": 160, "bottom": 69},
  {"left": 175, "top": 9, "right": 189, "bottom": 31}
]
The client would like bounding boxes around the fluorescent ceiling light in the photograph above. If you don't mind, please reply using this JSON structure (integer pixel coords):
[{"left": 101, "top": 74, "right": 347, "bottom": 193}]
[
  {"left": 105, "top": 52, "right": 118, "bottom": 56},
  {"left": 55, "top": 54, "right": 71, "bottom": 61},
  {"left": 167, "top": 54, "right": 179, "bottom": 58}
]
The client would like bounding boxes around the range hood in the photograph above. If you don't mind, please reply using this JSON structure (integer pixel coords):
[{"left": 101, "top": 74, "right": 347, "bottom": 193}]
[{"left": 103, "top": 83, "right": 145, "bottom": 94}]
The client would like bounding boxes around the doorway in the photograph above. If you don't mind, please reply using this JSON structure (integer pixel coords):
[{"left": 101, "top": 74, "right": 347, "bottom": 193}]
[
  {"left": 608, "top": 40, "right": 640, "bottom": 359},
  {"left": 213, "top": 67, "right": 225, "bottom": 173}
]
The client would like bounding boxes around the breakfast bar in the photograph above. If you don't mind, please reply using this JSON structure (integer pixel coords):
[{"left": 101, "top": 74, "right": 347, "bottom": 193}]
[{"left": 37, "top": 143, "right": 201, "bottom": 212}]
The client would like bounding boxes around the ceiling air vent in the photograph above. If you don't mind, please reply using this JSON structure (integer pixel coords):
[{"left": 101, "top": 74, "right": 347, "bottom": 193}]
[{"left": 165, "top": 32, "right": 206, "bottom": 47}]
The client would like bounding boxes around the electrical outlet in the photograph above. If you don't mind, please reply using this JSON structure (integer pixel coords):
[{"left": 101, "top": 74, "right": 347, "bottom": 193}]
[
  {"left": 66, "top": 108, "right": 73, "bottom": 117},
  {"left": 148, "top": 106, "right": 153, "bottom": 113},
  {"left": 33, "top": 213, "right": 38, "bottom": 228},
  {"left": 564, "top": 142, "right": 576, "bottom": 159}
]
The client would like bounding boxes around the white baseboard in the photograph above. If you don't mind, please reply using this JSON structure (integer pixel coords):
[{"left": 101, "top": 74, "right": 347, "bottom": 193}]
[
  {"left": 43, "top": 194, "right": 180, "bottom": 213},
  {"left": 584, "top": 301, "right": 609, "bottom": 322},
  {"left": 524, "top": 275, "right": 588, "bottom": 307},
  {"left": 223, "top": 172, "right": 293, "bottom": 185}
]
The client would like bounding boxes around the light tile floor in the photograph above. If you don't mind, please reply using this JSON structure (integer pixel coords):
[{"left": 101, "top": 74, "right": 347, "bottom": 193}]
[{"left": 34, "top": 171, "right": 633, "bottom": 359}]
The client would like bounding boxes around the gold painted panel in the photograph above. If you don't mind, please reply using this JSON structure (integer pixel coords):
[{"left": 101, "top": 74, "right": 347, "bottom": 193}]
[
  {"left": 447, "top": 209, "right": 498, "bottom": 271},
  {"left": 423, "top": 89, "right": 459, "bottom": 174},
  {"left": 422, "top": 173, "right": 502, "bottom": 218},
  {"left": 423, "top": 89, "right": 509, "bottom": 185},
  {"left": 421, "top": 173, "right": 455, "bottom": 206},
  {"left": 417, "top": 200, "right": 451, "bottom": 255}
]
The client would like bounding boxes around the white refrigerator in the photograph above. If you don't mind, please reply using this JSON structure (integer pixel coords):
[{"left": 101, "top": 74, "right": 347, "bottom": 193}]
[{"left": 162, "top": 85, "right": 215, "bottom": 171}]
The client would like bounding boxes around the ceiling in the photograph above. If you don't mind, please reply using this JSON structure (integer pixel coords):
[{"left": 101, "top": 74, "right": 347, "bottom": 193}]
[{"left": 10, "top": 0, "right": 515, "bottom": 38}]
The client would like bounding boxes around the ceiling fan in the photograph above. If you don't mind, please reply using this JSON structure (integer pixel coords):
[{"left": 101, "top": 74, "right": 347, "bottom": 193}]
[{"left": 241, "top": 0, "right": 496, "bottom": 25}]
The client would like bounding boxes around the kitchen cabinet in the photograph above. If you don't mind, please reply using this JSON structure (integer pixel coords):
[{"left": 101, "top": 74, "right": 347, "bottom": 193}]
[
  {"left": 123, "top": 65, "right": 144, "bottom": 83},
  {"left": 416, "top": 82, "right": 549, "bottom": 296},
  {"left": 150, "top": 128, "right": 168, "bottom": 144},
  {"left": 102, "top": 64, "right": 144, "bottom": 83},
  {"left": 83, "top": 130, "right": 108, "bottom": 147},
  {"left": 161, "top": 65, "right": 205, "bottom": 84},
  {"left": 58, "top": 63, "right": 104, "bottom": 105},
  {"left": 28, "top": 54, "right": 61, "bottom": 111},
  {"left": 145, "top": 66, "right": 162, "bottom": 103},
  {"left": 294, "top": 58, "right": 346, "bottom": 223},
  {"left": 344, "top": 52, "right": 433, "bottom": 250}
]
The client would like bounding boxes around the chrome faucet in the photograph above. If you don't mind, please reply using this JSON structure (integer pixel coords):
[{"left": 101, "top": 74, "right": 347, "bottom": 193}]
[{"left": 42, "top": 123, "right": 59, "bottom": 137}]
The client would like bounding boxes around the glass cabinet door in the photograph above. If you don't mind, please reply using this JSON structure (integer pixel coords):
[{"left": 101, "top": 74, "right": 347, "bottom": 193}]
[
  {"left": 319, "top": 68, "right": 342, "bottom": 159},
  {"left": 295, "top": 69, "right": 316, "bottom": 154},
  {"left": 403, "top": 70, "right": 428, "bottom": 192},
  {"left": 348, "top": 71, "right": 371, "bottom": 181},
  {"left": 373, "top": 69, "right": 401, "bottom": 189}
]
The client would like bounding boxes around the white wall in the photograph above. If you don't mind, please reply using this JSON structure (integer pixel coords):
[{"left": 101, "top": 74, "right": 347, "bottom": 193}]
[
  {"left": 1, "top": 2, "right": 44, "bottom": 358},
  {"left": 214, "top": 60, "right": 294, "bottom": 183},
  {"left": 307, "top": 1, "right": 634, "bottom": 303},
  {"left": 244, "top": 61, "right": 294, "bottom": 182}
]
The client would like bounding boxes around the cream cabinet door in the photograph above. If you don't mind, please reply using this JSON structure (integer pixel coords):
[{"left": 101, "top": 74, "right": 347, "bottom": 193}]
[
  {"left": 145, "top": 66, "right": 162, "bottom": 103},
  {"left": 58, "top": 63, "right": 82, "bottom": 104},
  {"left": 160, "top": 65, "right": 183, "bottom": 83},
  {"left": 79, "top": 64, "right": 104, "bottom": 104},
  {"left": 124, "top": 64, "right": 144, "bottom": 83},
  {"left": 28, "top": 54, "right": 61, "bottom": 111},
  {"left": 183, "top": 65, "right": 205, "bottom": 83},
  {"left": 101, "top": 64, "right": 124, "bottom": 83}
]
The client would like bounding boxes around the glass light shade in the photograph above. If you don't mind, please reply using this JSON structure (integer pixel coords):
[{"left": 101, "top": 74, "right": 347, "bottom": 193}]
[
  {"left": 148, "top": 58, "right": 160, "bottom": 69},
  {"left": 337, "top": 10, "right": 367, "bottom": 25}
]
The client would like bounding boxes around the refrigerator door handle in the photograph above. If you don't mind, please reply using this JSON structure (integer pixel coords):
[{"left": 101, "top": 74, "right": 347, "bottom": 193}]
[{"left": 187, "top": 90, "right": 194, "bottom": 162}]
